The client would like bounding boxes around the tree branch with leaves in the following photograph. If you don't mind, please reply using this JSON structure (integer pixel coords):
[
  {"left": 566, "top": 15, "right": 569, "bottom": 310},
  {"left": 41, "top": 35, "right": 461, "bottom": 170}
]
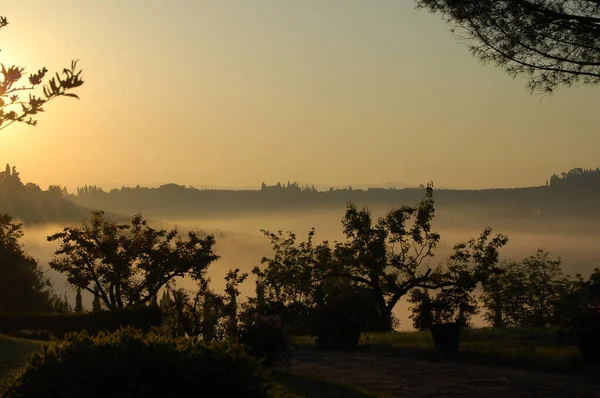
[
  {"left": 0, "top": 15, "right": 84, "bottom": 132},
  {"left": 415, "top": 0, "right": 600, "bottom": 94},
  {"left": 47, "top": 211, "right": 219, "bottom": 310}
]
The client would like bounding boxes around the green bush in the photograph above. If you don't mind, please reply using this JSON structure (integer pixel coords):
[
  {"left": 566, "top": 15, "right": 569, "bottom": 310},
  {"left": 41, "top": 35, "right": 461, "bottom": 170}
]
[
  {"left": 2, "top": 327, "right": 268, "bottom": 398},
  {"left": 248, "top": 301, "right": 313, "bottom": 336},
  {"left": 237, "top": 309, "right": 291, "bottom": 367},
  {"left": 0, "top": 305, "right": 162, "bottom": 340}
]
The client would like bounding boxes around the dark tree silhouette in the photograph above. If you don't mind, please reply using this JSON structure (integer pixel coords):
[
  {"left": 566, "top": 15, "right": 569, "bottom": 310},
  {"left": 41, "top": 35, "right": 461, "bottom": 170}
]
[
  {"left": 0, "top": 214, "right": 69, "bottom": 313},
  {"left": 91, "top": 287, "right": 102, "bottom": 312},
  {"left": 47, "top": 211, "right": 219, "bottom": 309},
  {"left": 415, "top": 0, "right": 600, "bottom": 94},
  {"left": 255, "top": 184, "right": 510, "bottom": 332},
  {"left": 480, "top": 248, "right": 569, "bottom": 327},
  {"left": 74, "top": 287, "right": 84, "bottom": 313},
  {"left": 0, "top": 16, "right": 83, "bottom": 131}
]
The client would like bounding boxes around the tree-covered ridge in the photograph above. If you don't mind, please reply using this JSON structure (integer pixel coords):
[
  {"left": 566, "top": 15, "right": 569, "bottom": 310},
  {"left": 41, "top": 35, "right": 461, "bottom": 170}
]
[
  {"left": 548, "top": 167, "right": 600, "bottom": 191},
  {"left": 63, "top": 167, "right": 600, "bottom": 222},
  {"left": 2, "top": 164, "right": 600, "bottom": 225},
  {"left": 0, "top": 164, "right": 90, "bottom": 225}
]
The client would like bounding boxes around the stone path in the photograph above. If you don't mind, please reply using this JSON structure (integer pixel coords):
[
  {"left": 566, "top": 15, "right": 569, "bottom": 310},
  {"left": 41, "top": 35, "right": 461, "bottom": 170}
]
[{"left": 290, "top": 349, "right": 600, "bottom": 397}]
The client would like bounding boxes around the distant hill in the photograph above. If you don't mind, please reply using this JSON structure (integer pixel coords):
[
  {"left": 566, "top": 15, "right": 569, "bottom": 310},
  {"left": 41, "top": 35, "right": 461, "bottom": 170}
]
[
  {"left": 0, "top": 164, "right": 126, "bottom": 226},
  {"left": 66, "top": 168, "right": 600, "bottom": 224},
  {"left": 5, "top": 165, "right": 600, "bottom": 227}
]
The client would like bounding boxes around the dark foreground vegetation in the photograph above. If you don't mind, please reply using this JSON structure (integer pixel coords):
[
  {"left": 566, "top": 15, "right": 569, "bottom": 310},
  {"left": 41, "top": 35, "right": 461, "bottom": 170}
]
[
  {"left": 1, "top": 327, "right": 597, "bottom": 397},
  {"left": 2, "top": 5, "right": 599, "bottom": 396},
  {"left": 1, "top": 182, "right": 599, "bottom": 396},
  {"left": 0, "top": 331, "right": 380, "bottom": 398}
]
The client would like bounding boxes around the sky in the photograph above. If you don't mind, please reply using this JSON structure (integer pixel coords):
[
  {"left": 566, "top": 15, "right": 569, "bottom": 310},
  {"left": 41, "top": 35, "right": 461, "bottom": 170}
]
[{"left": 0, "top": 1, "right": 598, "bottom": 191}]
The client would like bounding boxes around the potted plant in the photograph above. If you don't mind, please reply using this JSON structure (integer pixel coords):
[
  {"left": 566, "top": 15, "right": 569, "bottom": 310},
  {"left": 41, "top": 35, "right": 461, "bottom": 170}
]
[{"left": 409, "top": 285, "right": 478, "bottom": 354}]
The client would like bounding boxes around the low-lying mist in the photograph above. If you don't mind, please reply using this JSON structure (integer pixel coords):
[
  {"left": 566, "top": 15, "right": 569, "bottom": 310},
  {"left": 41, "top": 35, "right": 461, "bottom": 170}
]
[{"left": 22, "top": 205, "right": 600, "bottom": 330}]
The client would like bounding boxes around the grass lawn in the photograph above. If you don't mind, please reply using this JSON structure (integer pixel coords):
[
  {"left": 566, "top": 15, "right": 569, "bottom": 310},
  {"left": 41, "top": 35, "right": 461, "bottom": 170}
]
[
  {"left": 0, "top": 335, "right": 42, "bottom": 394},
  {"left": 0, "top": 334, "right": 379, "bottom": 398},
  {"left": 293, "top": 327, "right": 583, "bottom": 372}
]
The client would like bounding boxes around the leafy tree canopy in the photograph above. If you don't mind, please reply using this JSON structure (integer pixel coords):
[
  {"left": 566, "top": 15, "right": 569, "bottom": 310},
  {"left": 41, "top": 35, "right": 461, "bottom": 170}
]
[
  {"left": 255, "top": 183, "right": 509, "bottom": 331},
  {"left": 47, "top": 211, "right": 219, "bottom": 310},
  {"left": 480, "top": 248, "right": 570, "bottom": 327}
]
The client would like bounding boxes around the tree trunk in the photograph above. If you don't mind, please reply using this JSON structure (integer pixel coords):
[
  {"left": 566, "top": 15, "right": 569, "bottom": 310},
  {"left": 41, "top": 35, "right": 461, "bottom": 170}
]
[
  {"left": 490, "top": 280, "right": 505, "bottom": 328},
  {"left": 376, "top": 306, "right": 394, "bottom": 332}
]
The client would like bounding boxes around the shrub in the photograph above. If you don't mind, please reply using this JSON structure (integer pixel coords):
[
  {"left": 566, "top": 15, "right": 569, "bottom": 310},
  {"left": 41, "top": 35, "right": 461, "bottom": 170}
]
[
  {"left": 313, "top": 307, "right": 361, "bottom": 349},
  {"left": 312, "top": 298, "right": 363, "bottom": 350},
  {"left": 408, "top": 287, "right": 478, "bottom": 331},
  {"left": 244, "top": 301, "right": 313, "bottom": 336},
  {"left": 557, "top": 268, "right": 600, "bottom": 364},
  {"left": 2, "top": 327, "right": 268, "bottom": 398},
  {"left": 237, "top": 309, "right": 291, "bottom": 367},
  {"left": 0, "top": 305, "right": 162, "bottom": 340}
]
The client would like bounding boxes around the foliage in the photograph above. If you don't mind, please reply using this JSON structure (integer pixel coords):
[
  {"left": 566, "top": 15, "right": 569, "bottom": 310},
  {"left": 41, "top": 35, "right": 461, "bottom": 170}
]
[
  {"left": 408, "top": 287, "right": 478, "bottom": 330},
  {"left": 243, "top": 300, "right": 314, "bottom": 337},
  {"left": 254, "top": 227, "right": 382, "bottom": 344},
  {"left": 548, "top": 167, "right": 600, "bottom": 192},
  {"left": 47, "top": 211, "right": 219, "bottom": 309},
  {"left": 481, "top": 249, "right": 571, "bottom": 328},
  {"left": 0, "top": 336, "right": 381, "bottom": 398},
  {"left": 0, "top": 305, "right": 161, "bottom": 340},
  {"left": 556, "top": 268, "right": 600, "bottom": 363},
  {"left": 256, "top": 183, "right": 450, "bottom": 333},
  {"left": 0, "top": 165, "right": 90, "bottom": 225},
  {"left": 0, "top": 16, "right": 83, "bottom": 131},
  {"left": 0, "top": 335, "right": 42, "bottom": 394},
  {"left": 312, "top": 289, "right": 380, "bottom": 350},
  {"left": 447, "top": 227, "right": 509, "bottom": 327},
  {"left": 223, "top": 268, "right": 249, "bottom": 337},
  {"left": 165, "top": 268, "right": 248, "bottom": 340},
  {"left": 91, "top": 287, "right": 102, "bottom": 312},
  {"left": 2, "top": 327, "right": 268, "bottom": 398},
  {"left": 415, "top": 0, "right": 600, "bottom": 94},
  {"left": 169, "top": 279, "right": 226, "bottom": 340},
  {"left": 74, "top": 288, "right": 83, "bottom": 314},
  {"left": 256, "top": 185, "right": 510, "bottom": 337},
  {"left": 0, "top": 214, "right": 69, "bottom": 314},
  {"left": 407, "top": 227, "right": 508, "bottom": 330},
  {"left": 253, "top": 228, "right": 328, "bottom": 309},
  {"left": 328, "top": 183, "right": 445, "bottom": 331},
  {"left": 558, "top": 268, "right": 600, "bottom": 323},
  {"left": 237, "top": 309, "right": 291, "bottom": 367}
]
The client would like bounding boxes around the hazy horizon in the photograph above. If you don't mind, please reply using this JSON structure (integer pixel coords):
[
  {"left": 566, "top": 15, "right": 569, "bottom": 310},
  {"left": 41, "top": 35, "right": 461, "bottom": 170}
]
[{"left": 1, "top": 1, "right": 599, "bottom": 192}]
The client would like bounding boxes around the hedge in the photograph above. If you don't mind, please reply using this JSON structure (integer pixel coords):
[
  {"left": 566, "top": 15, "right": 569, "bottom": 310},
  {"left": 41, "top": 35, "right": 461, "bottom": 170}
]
[{"left": 0, "top": 305, "right": 162, "bottom": 339}]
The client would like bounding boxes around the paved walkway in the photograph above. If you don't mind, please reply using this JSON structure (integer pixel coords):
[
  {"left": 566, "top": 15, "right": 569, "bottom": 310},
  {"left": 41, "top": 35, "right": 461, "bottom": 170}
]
[{"left": 290, "top": 349, "right": 600, "bottom": 397}]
